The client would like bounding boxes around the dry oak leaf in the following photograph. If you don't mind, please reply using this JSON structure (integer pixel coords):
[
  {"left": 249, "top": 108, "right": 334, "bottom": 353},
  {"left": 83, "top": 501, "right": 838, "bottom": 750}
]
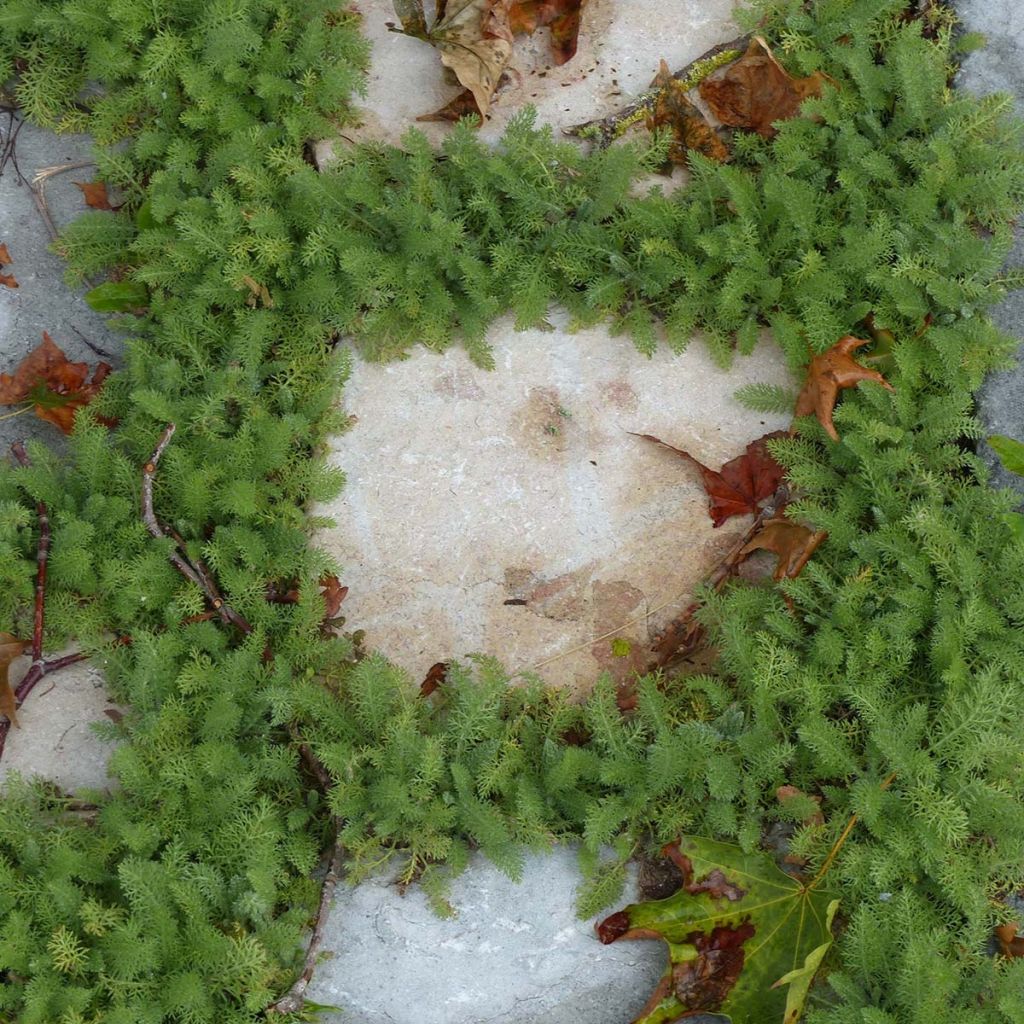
[
  {"left": 430, "top": 0, "right": 515, "bottom": 116},
  {"left": 73, "top": 180, "right": 118, "bottom": 211},
  {"left": 635, "top": 430, "right": 786, "bottom": 527},
  {"left": 741, "top": 518, "right": 827, "bottom": 581},
  {"left": 0, "top": 332, "right": 112, "bottom": 434},
  {"left": 795, "top": 335, "right": 894, "bottom": 441},
  {"left": 699, "top": 36, "right": 832, "bottom": 138},
  {"left": 419, "top": 661, "right": 449, "bottom": 697},
  {"left": 319, "top": 573, "right": 348, "bottom": 620},
  {"left": 415, "top": 0, "right": 585, "bottom": 120},
  {"left": 647, "top": 59, "right": 729, "bottom": 165},
  {"left": 0, "top": 632, "right": 28, "bottom": 728},
  {"left": 0, "top": 242, "right": 17, "bottom": 289},
  {"left": 508, "top": 0, "right": 585, "bottom": 65},
  {"left": 995, "top": 922, "right": 1024, "bottom": 958},
  {"left": 598, "top": 836, "right": 838, "bottom": 1024}
]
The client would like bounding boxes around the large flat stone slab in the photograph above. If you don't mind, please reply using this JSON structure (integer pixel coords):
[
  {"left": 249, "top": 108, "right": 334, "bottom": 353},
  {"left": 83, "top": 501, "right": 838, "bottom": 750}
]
[
  {"left": 308, "top": 847, "right": 672, "bottom": 1024},
  {"left": 321, "top": 317, "right": 793, "bottom": 689}
]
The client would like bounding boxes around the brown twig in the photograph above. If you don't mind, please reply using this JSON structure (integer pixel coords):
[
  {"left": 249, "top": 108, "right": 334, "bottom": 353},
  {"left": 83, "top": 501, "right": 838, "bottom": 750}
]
[
  {"left": 141, "top": 424, "right": 253, "bottom": 635},
  {"left": 565, "top": 34, "right": 752, "bottom": 146},
  {"left": 0, "top": 443, "right": 92, "bottom": 760},
  {"left": 10, "top": 441, "right": 49, "bottom": 661},
  {"left": 266, "top": 835, "right": 344, "bottom": 1015},
  {"left": 0, "top": 651, "right": 89, "bottom": 760}
]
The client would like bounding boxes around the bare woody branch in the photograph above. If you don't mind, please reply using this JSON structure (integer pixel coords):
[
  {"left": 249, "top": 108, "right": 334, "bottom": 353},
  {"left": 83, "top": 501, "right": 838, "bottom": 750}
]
[
  {"left": 142, "top": 423, "right": 253, "bottom": 635},
  {"left": 265, "top": 835, "right": 344, "bottom": 1015}
]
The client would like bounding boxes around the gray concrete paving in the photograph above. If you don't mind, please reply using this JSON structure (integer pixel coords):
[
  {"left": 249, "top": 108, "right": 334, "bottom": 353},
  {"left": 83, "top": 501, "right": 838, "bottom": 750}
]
[
  {"left": 0, "top": 116, "right": 123, "bottom": 452},
  {"left": 956, "top": 0, "right": 1024, "bottom": 494}
]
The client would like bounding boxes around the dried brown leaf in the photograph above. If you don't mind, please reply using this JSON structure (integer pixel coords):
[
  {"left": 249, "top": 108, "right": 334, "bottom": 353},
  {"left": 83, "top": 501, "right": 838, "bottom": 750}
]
[
  {"left": 0, "top": 632, "right": 28, "bottom": 728},
  {"left": 647, "top": 59, "right": 729, "bottom": 164},
  {"left": 635, "top": 430, "right": 786, "bottom": 527},
  {"left": 699, "top": 36, "right": 831, "bottom": 138},
  {"left": 0, "top": 332, "right": 112, "bottom": 434},
  {"left": 794, "top": 335, "right": 893, "bottom": 441},
  {"left": 73, "top": 180, "right": 118, "bottom": 211},
  {"left": 740, "top": 518, "right": 827, "bottom": 580}
]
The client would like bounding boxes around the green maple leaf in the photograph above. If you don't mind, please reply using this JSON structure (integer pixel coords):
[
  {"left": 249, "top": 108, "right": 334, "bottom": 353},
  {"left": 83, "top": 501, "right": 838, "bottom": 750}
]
[{"left": 597, "top": 837, "right": 838, "bottom": 1024}]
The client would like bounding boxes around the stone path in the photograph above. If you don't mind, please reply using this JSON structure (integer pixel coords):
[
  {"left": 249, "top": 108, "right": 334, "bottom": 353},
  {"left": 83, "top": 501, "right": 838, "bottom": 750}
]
[{"left": 1, "top": 3, "right": 1022, "bottom": 1024}]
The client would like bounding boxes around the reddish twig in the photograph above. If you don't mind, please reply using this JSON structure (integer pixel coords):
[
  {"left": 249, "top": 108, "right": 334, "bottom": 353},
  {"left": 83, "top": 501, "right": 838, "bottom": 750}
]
[
  {"left": 266, "top": 834, "right": 344, "bottom": 1015},
  {"left": 142, "top": 424, "right": 253, "bottom": 635},
  {"left": 10, "top": 441, "right": 49, "bottom": 661},
  {"left": 0, "top": 443, "right": 90, "bottom": 761}
]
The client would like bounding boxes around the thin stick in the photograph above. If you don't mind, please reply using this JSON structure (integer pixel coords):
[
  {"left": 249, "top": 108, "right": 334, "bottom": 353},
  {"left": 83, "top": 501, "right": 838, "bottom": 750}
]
[
  {"left": 266, "top": 837, "right": 344, "bottom": 1015},
  {"left": 11, "top": 442, "right": 49, "bottom": 662},
  {"left": 565, "top": 34, "right": 751, "bottom": 146},
  {"left": 142, "top": 424, "right": 253, "bottom": 634},
  {"left": 808, "top": 771, "right": 898, "bottom": 890}
]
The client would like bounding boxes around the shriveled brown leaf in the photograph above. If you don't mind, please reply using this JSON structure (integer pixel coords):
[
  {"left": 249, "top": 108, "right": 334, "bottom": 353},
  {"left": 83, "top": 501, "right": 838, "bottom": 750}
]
[
  {"left": 393, "top": 0, "right": 429, "bottom": 36},
  {"left": 635, "top": 430, "right": 786, "bottom": 527},
  {"left": 647, "top": 59, "right": 729, "bottom": 164},
  {"left": 996, "top": 922, "right": 1024, "bottom": 958},
  {"left": 0, "top": 332, "right": 112, "bottom": 434},
  {"left": 740, "top": 518, "right": 827, "bottom": 580},
  {"left": 417, "top": 86, "right": 483, "bottom": 122},
  {"left": 509, "top": 0, "right": 585, "bottom": 65},
  {"left": 776, "top": 784, "right": 825, "bottom": 827},
  {"left": 73, "top": 180, "right": 118, "bottom": 211},
  {"left": 420, "top": 661, "right": 449, "bottom": 697},
  {"left": 0, "top": 242, "right": 17, "bottom": 289},
  {"left": 794, "top": 335, "right": 894, "bottom": 441},
  {"left": 320, "top": 574, "right": 348, "bottom": 619},
  {"left": 0, "top": 632, "right": 28, "bottom": 728},
  {"left": 699, "top": 36, "right": 831, "bottom": 138},
  {"left": 431, "top": 0, "right": 514, "bottom": 116}
]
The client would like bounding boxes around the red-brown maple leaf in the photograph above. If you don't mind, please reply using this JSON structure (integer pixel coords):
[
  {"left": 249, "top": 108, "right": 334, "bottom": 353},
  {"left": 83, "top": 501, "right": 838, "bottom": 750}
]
[
  {"left": 795, "top": 335, "right": 894, "bottom": 441},
  {"left": 635, "top": 431, "right": 787, "bottom": 527},
  {"left": 0, "top": 333, "right": 112, "bottom": 434}
]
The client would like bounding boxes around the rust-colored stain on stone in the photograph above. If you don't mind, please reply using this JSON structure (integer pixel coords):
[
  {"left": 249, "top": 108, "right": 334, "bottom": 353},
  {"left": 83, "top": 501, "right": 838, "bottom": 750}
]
[{"left": 319, "top": 315, "right": 794, "bottom": 692}]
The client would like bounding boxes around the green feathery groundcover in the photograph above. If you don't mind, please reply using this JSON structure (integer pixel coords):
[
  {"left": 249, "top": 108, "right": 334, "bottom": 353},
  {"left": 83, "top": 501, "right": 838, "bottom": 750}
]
[{"left": 1, "top": 0, "right": 1024, "bottom": 1020}]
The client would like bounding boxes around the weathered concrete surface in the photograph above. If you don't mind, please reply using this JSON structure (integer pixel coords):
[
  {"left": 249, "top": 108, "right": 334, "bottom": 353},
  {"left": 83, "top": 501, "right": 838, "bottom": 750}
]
[
  {"left": 319, "top": 0, "right": 736, "bottom": 152},
  {"left": 0, "top": 119, "right": 123, "bottom": 793},
  {"left": 308, "top": 847, "right": 671, "bottom": 1024},
  {"left": 0, "top": 118, "right": 123, "bottom": 453},
  {"left": 956, "top": 0, "right": 1024, "bottom": 494},
  {"left": 0, "top": 651, "right": 121, "bottom": 793},
  {"left": 321, "top": 318, "right": 793, "bottom": 690}
]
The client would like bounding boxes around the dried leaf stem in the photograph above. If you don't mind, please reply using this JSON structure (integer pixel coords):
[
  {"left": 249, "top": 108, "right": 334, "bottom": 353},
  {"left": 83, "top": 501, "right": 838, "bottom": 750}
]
[
  {"left": 142, "top": 424, "right": 253, "bottom": 635},
  {"left": 0, "top": 442, "right": 88, "bottom": 760},
  {"left": 266, "top": 834, "right": 344, "bottom": 1015}
]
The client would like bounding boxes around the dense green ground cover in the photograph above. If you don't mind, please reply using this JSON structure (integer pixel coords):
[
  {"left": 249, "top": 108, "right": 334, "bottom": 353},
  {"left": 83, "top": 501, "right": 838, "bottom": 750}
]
[{"left": 1, "top": 0, "right": 1024, "bottom": 1020}]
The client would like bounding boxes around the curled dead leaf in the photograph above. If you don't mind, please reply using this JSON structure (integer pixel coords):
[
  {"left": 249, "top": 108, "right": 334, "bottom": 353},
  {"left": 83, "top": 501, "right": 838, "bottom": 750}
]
[
  {"left": 0, "top": 332, "right": 112, "bottom": 434},
  {"left": 699, "top": 36, "right": 832, "bottom": 138},
  {"left": 995, "top": 922, "right": 1024, "bottom": 958},
  {"left": 0, "top": 242, "right": 17, "bottom": 289},
  {"left": 508, "top": 0, "right": 585, "bottom": 65},
  {"left": 740, "top": 518, "right": 827, "bottom": 580},
  {"left": 0, "top": 632, "right": 28, "bottom": 728},
  {"left": 634, "top": 430, "right": 786, "bottom": 527},
  {"left": 74, "top": 180, "right": 119, "bottom": 211},
  {"left": 420, "top": 661, "right": 449, "bottom": 697},
  {"left": 794, "top": 335, "right": 894, "bottom": 441},
  {"left": 647, "top": 59, "right": 729, "bottom": 165}
]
